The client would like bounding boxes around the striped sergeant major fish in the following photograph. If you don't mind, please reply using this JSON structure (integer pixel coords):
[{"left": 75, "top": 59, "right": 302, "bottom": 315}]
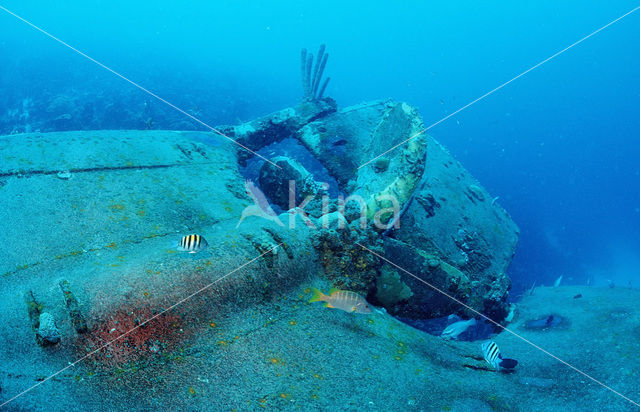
[
  {"left": 309, "top": 288, "right": 373, "bottom": 314},
  {"left": 177, "top": 234, "right": 208, "bottom": 253},
  {"left": 481, "top": 340, "right": 518, "bottom": 370}
]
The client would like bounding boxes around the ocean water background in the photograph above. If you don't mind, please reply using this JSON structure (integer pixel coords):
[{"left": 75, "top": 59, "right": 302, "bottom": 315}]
[{"left": 1, "top": 1, "right": 639, "bottom": 295}]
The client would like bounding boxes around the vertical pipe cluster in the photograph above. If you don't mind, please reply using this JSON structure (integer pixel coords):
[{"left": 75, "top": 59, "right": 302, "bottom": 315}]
[{"left": 300, "top": 44, "right": 330, "bottom": 101}]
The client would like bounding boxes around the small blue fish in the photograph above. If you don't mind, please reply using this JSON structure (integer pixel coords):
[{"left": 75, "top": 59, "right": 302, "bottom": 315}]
[{"left": 481, "top": 340, "right": 518, "bottom": 370}]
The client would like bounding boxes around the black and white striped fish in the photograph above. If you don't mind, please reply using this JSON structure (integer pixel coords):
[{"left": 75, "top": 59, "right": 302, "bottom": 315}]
[
  {"left": 177, "top": 234, "right": 208, "bottom": 253},
  {"left": 481, "top": 340, "right": 518, "bottom": 370}
]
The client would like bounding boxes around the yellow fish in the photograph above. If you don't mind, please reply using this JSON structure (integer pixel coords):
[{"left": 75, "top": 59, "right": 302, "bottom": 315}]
[{"left": 309, "top": 288, "right": 372, "bottom": 314}]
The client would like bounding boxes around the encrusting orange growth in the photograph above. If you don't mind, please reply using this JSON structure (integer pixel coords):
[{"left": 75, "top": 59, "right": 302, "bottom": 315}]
[{"left": 77, "top": 302, "right": 186, "bottom": 369}]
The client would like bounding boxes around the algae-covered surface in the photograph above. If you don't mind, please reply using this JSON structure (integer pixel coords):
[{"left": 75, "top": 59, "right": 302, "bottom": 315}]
[
  {"left": 3, "top": 281, "right": 640, "bottom": 410},
  {"left": 1, "top": 130, "right": 639, "bottom": 411}
]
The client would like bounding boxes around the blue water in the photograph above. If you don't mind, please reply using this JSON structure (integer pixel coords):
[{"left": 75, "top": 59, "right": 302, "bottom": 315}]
[{"left": 1, "top": 1, "right": 639, "bottom": 293}]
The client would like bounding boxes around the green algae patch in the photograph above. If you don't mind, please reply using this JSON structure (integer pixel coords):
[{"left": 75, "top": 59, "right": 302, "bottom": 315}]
[{"left": 375, "top": 267, "right": 413, "bottom": 308}]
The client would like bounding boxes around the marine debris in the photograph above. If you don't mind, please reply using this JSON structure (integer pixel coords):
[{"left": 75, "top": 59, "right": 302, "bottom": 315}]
[
  {"left": 524, "top": 314, "right": 565, "bottom": 330},
  {"left": 59, "top": 279, "right": 88, "bottom": 334},
  {"left": 25, "top": 290, "right": 43, "bottom": 343},
  {"left": 257, "top": 156, "right": 321, "bottom": 211},
  {"left": 2, "top": 99, "right": 518, "bottom": 332},
  {"left": 36, "top": 313, "right": 61, "bottom": 346},
  {"left": 239, "top": 93, "right": 516, "bottom": 322},
  {"left": 3, "top": 38, "right": 640, "bottom": 411},
  {"left": 300, "top": 44, "right": 330, "bottom": 101},
  {"left": 25, "top": 290, "right": 60, "bottom": 346},
  {"left": 0, "top": 77, "right": 524, "bottom": 409},
  {"left": 56, "top": 170, "right": 72, "bottom": 180}
]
